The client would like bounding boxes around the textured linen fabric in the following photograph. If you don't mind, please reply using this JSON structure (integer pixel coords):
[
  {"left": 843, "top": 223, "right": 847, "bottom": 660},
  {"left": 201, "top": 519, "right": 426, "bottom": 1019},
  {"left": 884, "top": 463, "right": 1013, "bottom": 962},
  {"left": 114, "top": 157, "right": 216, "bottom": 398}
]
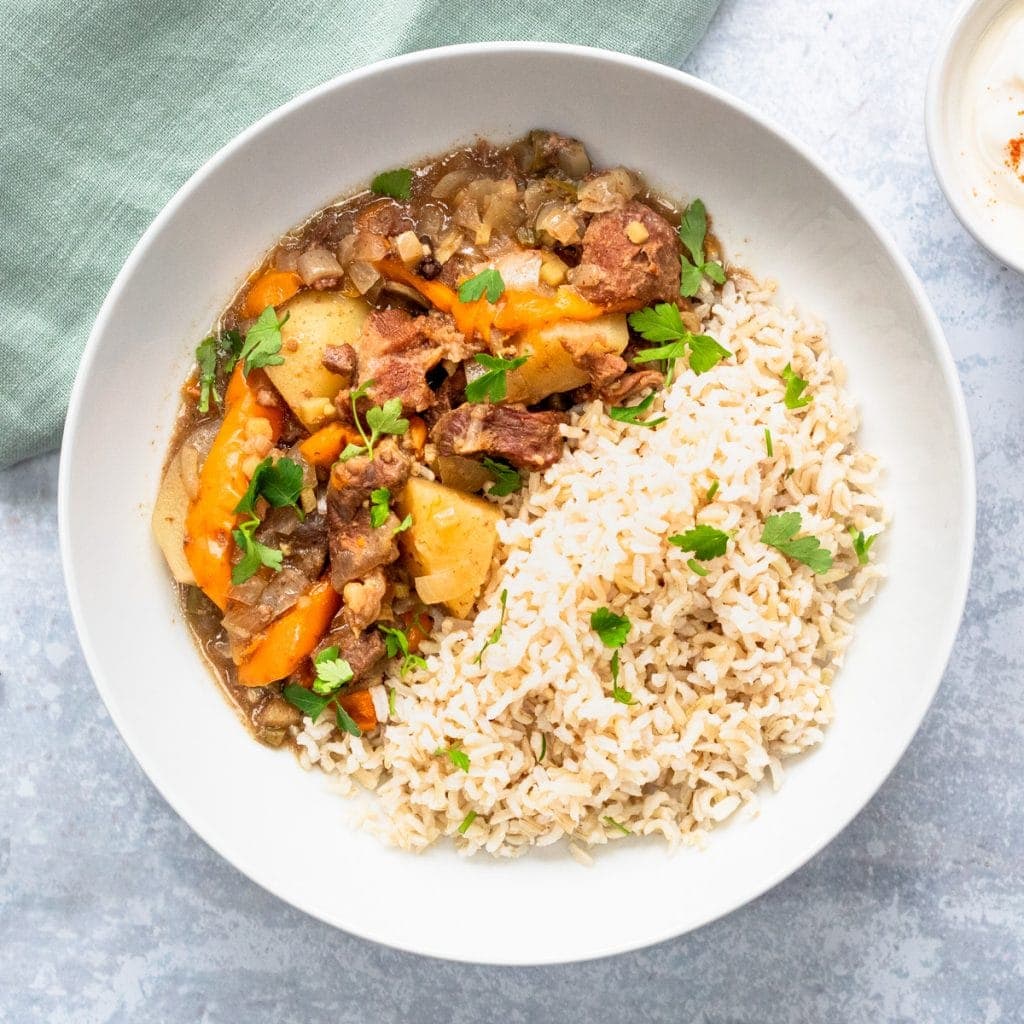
[{"left": 0, "top": 0, "right": 720, "bottom": 467}]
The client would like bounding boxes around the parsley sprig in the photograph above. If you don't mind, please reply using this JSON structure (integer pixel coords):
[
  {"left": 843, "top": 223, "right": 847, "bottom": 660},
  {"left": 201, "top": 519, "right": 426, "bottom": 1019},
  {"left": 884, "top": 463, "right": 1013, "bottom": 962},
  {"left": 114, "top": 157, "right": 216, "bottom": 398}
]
[
  {"left": 458, "top": 810, "right": 478, "bottom": 835},
  {"left": 436, "top": 745, "right": 470, "bottom": 773},
  {"left": 235, "top": 457, "right": 304, "bottom": 518},
  {"left": 370, "top": 168, "right": 413, "bottom": 200},
  {"left": 231, "top": 515, "right": 282, "bottom": 584},
  {"left": 458, "top": 268, "right": 505, "bottom": 304},
  {"left": 310, "top": 646, "right": 355, "bottom": 695},
  {"left": 608, "top": 392, "right": 667, "bottom": 429},
  {"left": 378, "top": 623, "right": 428, "bottom": 678},
  {"left": 282, "top": 681, "right": 363, "bottom": 737},
  {"left": 761, "top": 511, "right": 833, "bottom": 575},
  {"left": 678, "top": 199, "right": 726, "bottom": 297},
  {"left": 239, "top": 306, "right": 289, "bottom": 376},
  {"left": 669, "top": 524, "right": 730, "bottom": 577},
  {"left": 340, "top": 381, "right": 410, "bottom": 461},
  {"left": 781, "top": 364, "right": 813, "bottom": 409},
  {"left": 603, "top": 816, "right": 632, "bottom": 835},
  {"left": 591, "top": 608, "right": 636, "bottom": 705},
  {"left": 482, "top": 458, "right": 522, "bottom": 497},
  {"left": 465, "top": 353, "right": 529, "bottom": 404},
  {"left": 849, "top": 526, "right": 880, "bottom": 565},
  {"left": 195, "top": 328, "right": 243, "bottom": 413},
  {"left": 629, "top": 304, "right": 731, "bottom": 383},
  {"left": 474, "top": 589, "right": 508, "bottom": 664}
]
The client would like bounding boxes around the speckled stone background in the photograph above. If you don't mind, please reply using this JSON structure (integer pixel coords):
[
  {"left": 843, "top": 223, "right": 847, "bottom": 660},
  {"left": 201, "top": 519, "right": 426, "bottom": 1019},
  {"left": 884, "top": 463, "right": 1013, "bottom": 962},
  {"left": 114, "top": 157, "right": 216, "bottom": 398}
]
[{"left": 3, "top": 0, "right": 1023, "bottom": 1020}]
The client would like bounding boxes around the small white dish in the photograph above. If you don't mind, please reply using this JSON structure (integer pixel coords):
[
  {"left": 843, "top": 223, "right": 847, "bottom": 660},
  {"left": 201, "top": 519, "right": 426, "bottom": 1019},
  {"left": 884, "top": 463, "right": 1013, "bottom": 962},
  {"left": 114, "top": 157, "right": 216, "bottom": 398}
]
[
  {"left": 60, "top": 42, "right": 975, "bottom": 965},
  {"left": 926, "top": 0, "right": 1024, "bottom": 274}
]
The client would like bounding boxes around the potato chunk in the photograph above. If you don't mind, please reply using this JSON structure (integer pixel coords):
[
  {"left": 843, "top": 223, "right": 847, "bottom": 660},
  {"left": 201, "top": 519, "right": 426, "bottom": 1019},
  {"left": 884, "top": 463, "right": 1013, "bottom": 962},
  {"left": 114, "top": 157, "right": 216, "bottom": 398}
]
[
  {"left": 395, "top": 478, "right": 502, "bottom": 619},
  {"left": 265, "top": 291, "right": 369, "bottom": 429},
  {"left": 503, "top": 313, "right": 628, "bottom": 405},
  {"left": 152, "top": 447, "right": 195, "bottom": 584}
]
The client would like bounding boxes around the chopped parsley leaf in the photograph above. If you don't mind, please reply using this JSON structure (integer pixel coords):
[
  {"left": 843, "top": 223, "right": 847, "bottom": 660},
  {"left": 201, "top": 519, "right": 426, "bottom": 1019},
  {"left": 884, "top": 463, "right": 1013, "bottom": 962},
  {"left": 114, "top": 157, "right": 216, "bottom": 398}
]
[
  {"left": 195, "top": 336, "right": 219, "bottom": 414},
  {"left": 849, "top": 525, "right": 880, "bottom": 565},
  {"left": 608, "top": 392, "right": 667, "bottom": 429},
  {"left": 457, "top": 810, "right": 478, "bottom": 835},
  {"left": 436, "top": 745, "right": 470, "bottom": 773},
  {"left": 239, "top": 306, "right": 289, "bottom": 376},
  {"left": 465, "top": 353, "right": 529, "bottom": 404},
  {"left": 590, "top": 607, "right": 631, "bottom": 648},
  {"left": 603, "top": 816, "right": 632, "bottom": 835},
  {"left": 335, "top": 704, "right": 362, "bottom": 737},
  {"left": 677, "top": 199, "right": 727, "bottom": 297},
  {"left": 281, "top": 682, "right": 361, "bottom": 737},
  {"left": 482, "top": 457, "right": 522, "bottom": 497},
  {"left": 669, "top": 524, "right": 730, "bottom": 561},
  {"left": 765, "top": 427, "right": 774, "bottom": 457},
  {"left": 369, "top": 487, "right": 391, "bottom": 528},
  {"left": 235, "top": 456, "right": 304, "bottom": 517},
  {"left": 378, "top": 623, "right": 427, "bottom": 678},
  {"left": 687, "top": 558, "right": 709, "bottom": 576},
  {"left": 370, "top": 168, "right": 413, "bottom": 200},
  {"left": 231, "top": 515, "right": 282, "bottom": 584},
  {"left": 761, "top": 511, "right": 834, "bottom": 575},
  {"left": 458, "top": 268, "right": 505, "bottom": 304},
  {"left": 474, "top": 589, "right": 509, "bottom": 664},
  {"left": 341, "top": 383, "right": 410, "bottom": 461},
  {"left": 706, "top": 480, "right": 719, "bottom": 501},
  {"left": 629, "top": 303, "right": 731, "bottom": 381},
  {"left": 781, "top": 363, "right": 813, "bottom": 409},
  {"left": 387, "top": 687, "right": 397, "bottom": 718},
  {"left": 610, "top": 650, "right": 637, "bottom": 705},
  {"left": 311, "top": 645, "right": 355, "bottom": 695}
]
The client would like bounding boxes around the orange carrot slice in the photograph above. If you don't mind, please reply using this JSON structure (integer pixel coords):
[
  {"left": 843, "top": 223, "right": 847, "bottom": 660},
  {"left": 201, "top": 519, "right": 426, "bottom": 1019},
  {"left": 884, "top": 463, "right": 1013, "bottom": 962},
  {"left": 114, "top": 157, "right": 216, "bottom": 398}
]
[
  {"left": 298, "top": 421, "right": 364, "bottom": 467},
  {"left": 236, "top": 577, "right": 341, "bottom": 687},
  {"left": 183, "top": 365, "right": 284, "bottom": 610},
  {"left": 337, "top": 689, "right": 378, "bottom": 733},
  {"left": 243, "top": 270, "right": 303, "bottom": 319}
]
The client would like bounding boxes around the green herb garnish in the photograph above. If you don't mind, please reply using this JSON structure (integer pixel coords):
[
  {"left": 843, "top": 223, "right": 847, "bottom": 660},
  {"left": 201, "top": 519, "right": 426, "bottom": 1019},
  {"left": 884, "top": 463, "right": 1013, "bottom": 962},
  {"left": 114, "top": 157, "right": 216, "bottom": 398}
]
[
  {"left": 537, "top": 733, "right": 547, "bottom": 762},
  {"left": 610, "top": 650, "right": 636, "bottom": 705},
  {"left": 387, "top": 687, "right": 397, "bottom": 718},
  {"left": 195, "top": 336, "right": 219, "bottom": 414},
  {"left": 669, "top": 524, "right": 730, "bottom": 561},
  {"left": 393, "top": 514, "right": 413, "bottom": 535},
  {"left": 706, "top": 480, "right": 719, "bottom": 501},
  {"left": 239, "top": 306, "right": 289, "bottom": 376},
  {"left": 687, "top": 559, "right": 709, "bottom": 576},
  {"left": 849, "top": 526, "right": 879, "bottom": 565},
  {"left": 474, "top": 589, "right": 509, "bottom": 664},
  {"left": 436, "top": 745, "right": 470, "bottom": 773},
  {"left": 311, "top": 645, "right": 355, "bottom": 695},
  {"left": 608, "top": 392, "right": 667, "bottom": 429},
  {"left": 378, "top": 623, "right": 428, "bottom": 678},
  {"left": 231, "top": 515, "right": 282, "bottom": 584},
  {"left": 590, "top": 607, "right": 631, "bottom": 648},
  {"left": 341, "top": 382, "right": 410, "bottom": 461},
  {"left": 465, "top": 353, "right": 529, "bottom": 404},
  {"left": 781, "top": 364, "right": 812, "bottom": 409},
  {"left": 677, "top": 199, "right": 727, "bottom": 297},
  {"left": 235, "top": 456, "right": 304, "bottom": 517},
  {"left": 458, "top": 268, "right": 505, "bottom": 304},
  {"left": 761, "top": 511, "right": 834, "bottom": 575},
  {"left": 281, "top": 681, "right": 361, "bottom": 737},
  {"left": 764, "top": 428, "right": 774, "bottom": 457},
  {"left": 603, "top": 816, "right": 632, "bottom": 835},
  {"left": 629, "top": 304, "right": 731, "bottom": 383},
  {"left": 369, "top": 487, "right": 391, "bottom": 528},
  {"left": 457, "top": 810, "right": 478, "bottom": 835},
  {"left": 482, "top": 457, "right": 522, "bottom": 496},
  {"left": 370, "top": 168, "right": 413, "bottom": 200}
]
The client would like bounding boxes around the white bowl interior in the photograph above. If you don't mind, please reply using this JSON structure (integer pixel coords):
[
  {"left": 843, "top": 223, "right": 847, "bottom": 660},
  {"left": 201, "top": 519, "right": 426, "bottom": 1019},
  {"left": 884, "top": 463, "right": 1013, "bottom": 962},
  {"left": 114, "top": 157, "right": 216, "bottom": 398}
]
[
  {"left": 926, "top": 0, "right": 1024, "bottom": 273},
  {"left": 61, "top": 44, "right": 973, "bottom": 964}
]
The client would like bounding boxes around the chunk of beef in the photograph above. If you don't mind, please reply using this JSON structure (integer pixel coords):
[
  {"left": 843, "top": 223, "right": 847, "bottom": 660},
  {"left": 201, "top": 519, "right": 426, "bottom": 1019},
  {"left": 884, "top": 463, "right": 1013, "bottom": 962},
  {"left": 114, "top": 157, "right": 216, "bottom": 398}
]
[
  {"left": 556, "top": 327, "right": 629, "bottom": 390},
  {"left": 342, "top": 568, "right": 387, "bottom": 633},
  {"left": 596, "top": 368, "right": 665, "bottom": 405},
  {"left": 432, "top": 404, "right": 566, "bottom": 471},
  {"left": 353, "top": 309, "right": 478, "bottom": 414},
  {"left": 322, "top": 342, "right": 358, "bottom": 385},
  {"left": 327, "top": 505, "right": 400, "bottom": 590},
  {"left": 315, "top": 617, "right": 385, "bottom": 685},
  {"left": 572, "top": 201, "right": 681, "bottom": 309},
  {"left": 328, "top": 440, "right": 411, "bottom": 521}
]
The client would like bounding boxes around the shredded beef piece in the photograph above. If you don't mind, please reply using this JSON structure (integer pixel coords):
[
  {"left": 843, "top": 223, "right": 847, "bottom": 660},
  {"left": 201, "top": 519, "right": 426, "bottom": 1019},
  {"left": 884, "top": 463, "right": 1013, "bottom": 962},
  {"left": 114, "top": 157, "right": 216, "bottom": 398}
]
[
  {"left": 315, "top": 616, "right": 385, "bottom": 684},
  {"left": 572, "top": 201, "right": 681, "bottom": 309},
  {"left": 342, "top": 569, "right": 387, "bottom": 633},
  {"left": 597, "top": 369, "right": 665, "bottom": 405},
  {"left": 353, "top": 308, "right": 478, "bottom": 413},
  {"left": 432, "top": 404, "right": 566, "bottom": 471},
  {"left": 328, "top": 440, "right": 411, "bottom": 520},
  {"left": 327, "top": 506, "right": 400, "bottom": 590},
  {"left": 322, "top": 342, "right": 358, "bottom": 384}
]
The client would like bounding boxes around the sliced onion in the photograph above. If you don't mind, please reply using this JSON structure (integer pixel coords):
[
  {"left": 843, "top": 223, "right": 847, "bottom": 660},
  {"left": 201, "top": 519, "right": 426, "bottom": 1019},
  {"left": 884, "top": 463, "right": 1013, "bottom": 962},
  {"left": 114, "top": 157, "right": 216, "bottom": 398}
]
[
  {"left": 297, "top": 247, "right": 343, "bottom": 286},
  {"left": 415, "top": 569, "right": 466, "bottom": 605},
  {"left": 348, "top": 260, "right": 381, "bottom": 294},
  {"left": 494, "top": 250, "right": 543, "bottom": 291},
  {"left": 534, "top": 202, "right": 583, "bottom": 245},
  {"left": 577, "top": 169, "right": 640, "bottom": 213},
  {"left": 432, "top": 169, "right": 477, "bottom": 200}
]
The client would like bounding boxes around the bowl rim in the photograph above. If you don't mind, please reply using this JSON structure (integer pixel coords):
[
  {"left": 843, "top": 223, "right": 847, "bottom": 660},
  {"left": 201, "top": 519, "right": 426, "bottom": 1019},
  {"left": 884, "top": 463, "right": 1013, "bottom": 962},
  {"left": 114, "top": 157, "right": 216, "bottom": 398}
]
[
  {"left": 925, "top": 0, "right": 1024, "bottom": 275},
  {"left": 59, "top": 40, "right": 976, "bottom": 963}
]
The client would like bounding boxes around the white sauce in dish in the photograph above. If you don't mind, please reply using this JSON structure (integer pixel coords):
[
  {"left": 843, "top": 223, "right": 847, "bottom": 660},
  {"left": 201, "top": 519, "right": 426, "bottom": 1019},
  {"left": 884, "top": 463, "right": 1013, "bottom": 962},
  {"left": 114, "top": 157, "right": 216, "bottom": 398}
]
[{"left": 957, "top": 0, "right": 1024, "bottom": 254}]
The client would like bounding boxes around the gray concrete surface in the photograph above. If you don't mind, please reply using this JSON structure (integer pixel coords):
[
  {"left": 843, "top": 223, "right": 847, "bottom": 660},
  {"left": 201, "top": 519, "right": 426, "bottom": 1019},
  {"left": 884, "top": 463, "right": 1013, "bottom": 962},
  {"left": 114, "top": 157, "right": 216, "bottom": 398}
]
[{"left": 3, "top": 0, "right": 1024, "bottom": 1020}]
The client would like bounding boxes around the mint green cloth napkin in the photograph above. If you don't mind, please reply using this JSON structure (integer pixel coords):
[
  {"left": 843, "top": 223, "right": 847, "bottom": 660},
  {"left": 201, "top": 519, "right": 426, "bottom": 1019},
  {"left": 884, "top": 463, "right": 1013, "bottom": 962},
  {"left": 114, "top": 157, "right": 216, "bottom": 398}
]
[{"left": 0, "top": 1, "right": 720, "bottom": 468}]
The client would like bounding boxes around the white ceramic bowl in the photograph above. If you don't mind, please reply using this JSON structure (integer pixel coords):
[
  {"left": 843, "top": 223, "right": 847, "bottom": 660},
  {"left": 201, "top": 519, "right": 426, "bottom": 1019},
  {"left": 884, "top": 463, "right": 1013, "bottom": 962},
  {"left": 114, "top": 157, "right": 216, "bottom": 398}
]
[
  {"left": 60, "top": 42, "right": 975, "bottom": 965},
  {"left": 926, "top": 0, "right": 1024, "bottom": 274}
]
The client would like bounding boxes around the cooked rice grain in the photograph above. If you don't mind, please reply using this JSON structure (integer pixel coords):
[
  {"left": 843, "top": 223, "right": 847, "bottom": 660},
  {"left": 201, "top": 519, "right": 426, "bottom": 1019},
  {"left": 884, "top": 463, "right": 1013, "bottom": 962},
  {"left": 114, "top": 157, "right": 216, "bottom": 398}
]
[{"left": 295, "top": 272, "right": 885, "bottom": 856}]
